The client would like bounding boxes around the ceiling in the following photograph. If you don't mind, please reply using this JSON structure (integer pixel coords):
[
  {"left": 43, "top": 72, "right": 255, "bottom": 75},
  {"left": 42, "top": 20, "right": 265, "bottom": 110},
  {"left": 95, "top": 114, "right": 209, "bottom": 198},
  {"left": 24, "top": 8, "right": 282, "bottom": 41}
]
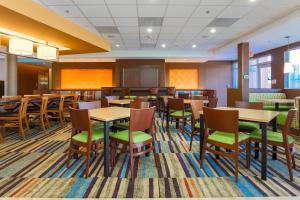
[{"left": 32, "top": 0, "right": 300, "bottom": 61}]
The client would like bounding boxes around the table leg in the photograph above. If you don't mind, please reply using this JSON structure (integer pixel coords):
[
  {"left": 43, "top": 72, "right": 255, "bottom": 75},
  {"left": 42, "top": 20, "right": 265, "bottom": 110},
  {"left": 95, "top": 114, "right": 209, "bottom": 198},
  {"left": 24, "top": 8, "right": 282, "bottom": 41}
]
[
  {"left": 275, "top": 102, "right": 279, "bottom": 111},
  {"left": 261, "top": 122, "right": 267, "bottom": 180},
  {"left": 199, "top": 114, "right": 205, "bottom": 160},
  {"left": 104, "top": 121, "right": 110, "bottom": 177},
  {"left": 0, "top": 123, "right": 5, "bottom": 143},
  {"left": 272, "top": 117, "right": 277, "bottom": 160}
]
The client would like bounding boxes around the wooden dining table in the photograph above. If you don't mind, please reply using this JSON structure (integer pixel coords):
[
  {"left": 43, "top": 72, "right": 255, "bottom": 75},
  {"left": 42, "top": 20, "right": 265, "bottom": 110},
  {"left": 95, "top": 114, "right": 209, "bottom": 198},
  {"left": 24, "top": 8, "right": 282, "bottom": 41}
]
[
  {"left": 198, "top": 107, "right": 279, "bottom": 181},
  {"left": 108, "top": 99, "right": 132, "bottom": 107},
  {"left": 89, "top": 107, "right": 131, "bottom": 177}
]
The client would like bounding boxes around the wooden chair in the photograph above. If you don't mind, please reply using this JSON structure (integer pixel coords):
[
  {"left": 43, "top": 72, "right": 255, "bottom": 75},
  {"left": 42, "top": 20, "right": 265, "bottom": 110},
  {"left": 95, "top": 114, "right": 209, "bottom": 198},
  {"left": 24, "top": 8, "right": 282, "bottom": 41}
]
[
  {"left": 27, "top": 97, "right": 50, "bottom": 131},
  {"left": 249, "top": 108, "right": 297, "bottom": 181},
  {"left": 235, "top": 101, "right": 263, "bottom": 132},
  {"left": 167, "top": 87, "right": 176, "bottom": 97},
  {"left": 136, "top": 96, "right": 148, "bottom": 102},
  {"left": 47, "top": 95, "right": 65, "bottom": 125},
  {"left": 113, "top": 100, "right": 150, "bottom": 130},
  {"left": 148, "top": 88, "right": 159, "bottom": 100},
  {"left": 192, "top": 95, "right": 208, "bottom": 100},
  {"left": 73, "top": 94, "right": 80, "bottom": 109},
  {"left": 208, "top": 97, "right": 218, "bottom": 108},
  {"left": 100, "top": 98, "right": 109, "bottom": 108},
  {"left": 178, "top": 93, "right": 190, "bottom": 99},
  {"left": 0, "top": 98, "right": 31, "bottom": 140},
  {"left": 201, "top": 107, "right": 250, "bottom": 182},
  {"left": 167, "top": 98, "right": 191, "bottom": 133},
  {"left": 24, "top": 95, "right": 41, "bottom": 99},
  {"left": 122, "top": 87, "right": 136, "bottom": 99},
  {"left": 110, "top": 106, "right": 157, "bottom": 180},
  {"left": 189, "top": 100, "right": 204, "bottom": 151},
  {"left": 83, "top": 91, "right": 96, "bottom": 101},
  {"left": 67, "top": 107, "right": 104, "bottom": 178}
]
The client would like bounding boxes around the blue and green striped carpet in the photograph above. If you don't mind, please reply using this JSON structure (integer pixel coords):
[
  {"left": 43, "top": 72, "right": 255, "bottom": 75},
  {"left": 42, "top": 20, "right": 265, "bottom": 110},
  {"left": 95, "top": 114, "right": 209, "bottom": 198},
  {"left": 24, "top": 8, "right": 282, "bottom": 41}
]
[{"left": 0, "top": 118, "right": 299, "bottom": 198}]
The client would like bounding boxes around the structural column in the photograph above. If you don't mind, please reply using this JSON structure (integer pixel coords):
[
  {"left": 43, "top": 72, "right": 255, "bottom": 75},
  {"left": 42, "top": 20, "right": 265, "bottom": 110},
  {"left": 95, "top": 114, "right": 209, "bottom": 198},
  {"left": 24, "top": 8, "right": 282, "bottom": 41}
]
[
  {"left": 7, "top": 54, "right": 17, "bottom": 95},
  {"left": 238, "top": 43, "right": 250, "bottom": 101}
]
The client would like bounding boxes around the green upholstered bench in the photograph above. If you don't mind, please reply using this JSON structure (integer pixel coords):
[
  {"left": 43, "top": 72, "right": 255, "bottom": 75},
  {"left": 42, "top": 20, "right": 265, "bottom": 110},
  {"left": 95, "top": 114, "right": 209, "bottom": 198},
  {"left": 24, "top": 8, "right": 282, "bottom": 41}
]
[{"left": 249, "top": 93, "right": 291, "bottom": 111}]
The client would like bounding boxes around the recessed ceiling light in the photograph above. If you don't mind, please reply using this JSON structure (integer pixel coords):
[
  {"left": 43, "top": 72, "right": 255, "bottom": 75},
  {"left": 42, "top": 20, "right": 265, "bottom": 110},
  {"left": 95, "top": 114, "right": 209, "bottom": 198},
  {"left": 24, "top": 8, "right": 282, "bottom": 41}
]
[
  {"left": 161, "top": 44, "right": 166, "bottom": 48},
  {"left": 192, "top": 44, "right": 197, "bottom": 48},
  {"left": 249, "top": 0, "right": 256, "bottom": 2},
  {"left": 115, "top": 44, "right": 120, "bottom": 47},
  {"left": 210, "top": 28, "right": 216, "bottom": 33},
  {"left": 147, "top": 28, "right": 153, "bottom": 33}
]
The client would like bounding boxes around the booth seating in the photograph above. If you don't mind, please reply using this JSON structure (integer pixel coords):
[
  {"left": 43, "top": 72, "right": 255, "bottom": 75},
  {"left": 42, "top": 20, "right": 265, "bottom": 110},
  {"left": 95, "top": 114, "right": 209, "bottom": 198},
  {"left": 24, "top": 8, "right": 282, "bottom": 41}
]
[{"left": 249, "top": 93, "right": 291, "bottom": 111}]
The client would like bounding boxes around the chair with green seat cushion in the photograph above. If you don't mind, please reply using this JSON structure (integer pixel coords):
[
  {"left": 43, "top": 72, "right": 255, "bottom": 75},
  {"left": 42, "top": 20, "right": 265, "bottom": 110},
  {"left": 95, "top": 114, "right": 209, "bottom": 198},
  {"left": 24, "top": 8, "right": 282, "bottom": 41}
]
[
  {"left": 124, "top": 96, "right": 136, "bottom": 100},
  {"left": 277, "top": 111, "right": 298, "bottom": 129},
  {"left": 109, "top": 107, "right": 157, "bottom": 180},
  {"left": 167, "top": 98, "right": 191, "bottom": 133},
  {"left": 249, "top": 108, "right": 297, "bottom": 181},
  {"left": 113, "top": 121, "right": 129, "bottom": 130},
  {"left": 201, "top": 107, "right": 250, "bottom": 182},
  {"left": 147, "top": 95, "right": 157, "bottom": 100},
  {"left": 67, "top": 107, "right": 104, "bottom": 178},
  {"left": 189, "top": 100, "right": 204, "bottom": 151}
]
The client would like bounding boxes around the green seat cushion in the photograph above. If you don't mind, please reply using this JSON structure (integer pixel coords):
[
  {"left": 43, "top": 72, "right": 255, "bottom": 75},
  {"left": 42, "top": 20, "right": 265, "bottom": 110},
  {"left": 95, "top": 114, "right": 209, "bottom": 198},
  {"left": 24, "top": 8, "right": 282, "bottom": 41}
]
[
  {"left": 124, "top": 96, "right": 136, "bottom": 99},
  {"left": 110, "top": 130, "right": 152, "bottom": 144},
  {"left": 72, "top": 129, "right": 104, "bottom": 143},
  {"left": 278, "top": 105, "right": 293, "bottom": 111},
  {"left": 113, "top": 122, "right": 129, "bottom": 129},
  {"left": 92, "top": 123, "right": 104, "bottom": 130},
  {"left": 148, "top": 95, "right": 157, "bottom": 100},
  {"left": 239, "top": 121, "right": 259, "bottom": 130},
  {"left": 263, "top": 105, "right": 276, "bottom": 111},
  {"left": 170, "top": 111, "right": 192, "bottom": 117},
  {"left": 250, "top": 129, "right": 295, "bottom": 144},
  {"left": 277, "top": 111, "right": 288, "bottom": 126},
  {"left": 208, "top": 131, "right": 249, "bottom": 145},
  {"left": 195, "top": 122, "right": 201, "bottom": 129}
]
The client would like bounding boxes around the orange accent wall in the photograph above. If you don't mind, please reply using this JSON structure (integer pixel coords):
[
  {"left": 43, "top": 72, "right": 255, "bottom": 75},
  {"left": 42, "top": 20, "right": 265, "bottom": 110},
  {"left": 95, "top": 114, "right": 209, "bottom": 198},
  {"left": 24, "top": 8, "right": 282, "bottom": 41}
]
[
  {"left": 168, "top": 69, "right": 199, "bottom": 89},
  {"left": 61, "top": 69, "right": 112, "bottom": 89}
]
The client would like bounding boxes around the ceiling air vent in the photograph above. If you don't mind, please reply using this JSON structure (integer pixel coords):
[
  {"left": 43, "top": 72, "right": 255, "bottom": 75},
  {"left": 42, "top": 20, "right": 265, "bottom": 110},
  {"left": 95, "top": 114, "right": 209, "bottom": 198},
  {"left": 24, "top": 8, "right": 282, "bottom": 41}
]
[{"left": 208, "top": 18, "right": 239, "bottom": 27}]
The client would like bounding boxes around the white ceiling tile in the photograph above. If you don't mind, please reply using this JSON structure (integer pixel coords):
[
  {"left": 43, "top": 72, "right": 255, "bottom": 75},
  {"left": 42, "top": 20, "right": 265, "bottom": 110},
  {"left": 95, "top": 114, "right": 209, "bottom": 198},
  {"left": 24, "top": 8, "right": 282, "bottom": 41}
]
[
  {"left": 108, "top": 5, "right": 137, "bottom": 17},
  {"left": 79, "top": 5, "right": 110, "bottom": 17},
  {"left": 165, "top": 6, "right": 195, "bottom": 17},
  {"left": 231, "top": 0, "right": 260, "bottom": 6},
  {"left": 181, "top": 26, "right": 203, "bottom": 33},
  {"left": 138, "top": 0, "right": 168, "bottom": 5},
  {"left": 140, "top": 26, "right": 161, "bottom": 34},
  {"left": 163, "top": 18, "right": 187, "bottom": 27},
  {"left": 105, "top": 0, "right": 136, "bottom": 4},
  {"left": 200, "top": 0, "right": 232, "bottom": 6},
  {"left": 138, "top": 5, "right": 166, "bottom": 17},
  {"left": 185, "top": 18, "right": 213, "bottom": 27},
  {"left": 192, "top": 6, "right": 225, "bottom": 18},
  {"left": 160, "top": 26, "right": 182, "bottom": 34},
  {"left": 40, "top": 0, "right": 73, "bottom": 5},
  {"left": 219, "top": 6, "right": 253, "bottom": 18},
  {"left": 122, "top": 33, "right": 140, "bottom": 40},
  {"left": 67, "top": 17, "right": 91, "bottom": 26},
  {"left": 118, "top": 26, "right": 139, "bottom": 33},
  {"left": 168, "top": 0, "right": 201, "bottom": 5},
  {"left": 73, "top": 0, "right": 105, "bottom": 4},
  {"left": 48, "top": 5, "right": 84, "bottom": 17},
  {"left": 89, "top": 17, "right": 115, "bottom": 26},
  {"left": 115, "top": 18, "right": 138, "bottom": 26}
]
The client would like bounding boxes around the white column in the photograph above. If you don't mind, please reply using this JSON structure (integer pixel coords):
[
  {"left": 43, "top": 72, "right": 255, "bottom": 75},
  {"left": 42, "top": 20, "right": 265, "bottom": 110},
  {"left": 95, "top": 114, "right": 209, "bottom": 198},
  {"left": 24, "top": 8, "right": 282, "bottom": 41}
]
[{"left": 7, "top": 54, "right": 17, "bottom": 95}]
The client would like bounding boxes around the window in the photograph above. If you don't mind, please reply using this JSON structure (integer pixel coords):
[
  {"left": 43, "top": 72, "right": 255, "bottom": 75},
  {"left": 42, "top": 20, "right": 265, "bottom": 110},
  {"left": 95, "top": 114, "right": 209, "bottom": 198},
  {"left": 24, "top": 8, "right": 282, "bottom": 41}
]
[
  {"left": 284, "top": 48, "right": 300, "bottom": 88},
  {"left": 232, "top": 62, "right": 238, "bottom": 88},
  {"left": 249, "top": 55, "right": 272, "bottom": 88},
  {"left": 168, "top": 68, "right": 199, "bottom": 89},
  {"left": 61, "top": 69, "right": 113, "bottom": 89}
]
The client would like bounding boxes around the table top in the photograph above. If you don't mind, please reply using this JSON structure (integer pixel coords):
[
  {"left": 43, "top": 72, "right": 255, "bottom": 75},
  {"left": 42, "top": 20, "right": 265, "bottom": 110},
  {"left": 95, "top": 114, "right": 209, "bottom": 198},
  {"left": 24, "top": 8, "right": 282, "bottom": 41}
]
[
  {"left": 109, "top": 99, "right": 132, "bottom": 105},
  {"left": 89, "top": 107, "right": 131, "bottom": 122},
  {"left": 216, "top": 107, "right": 279, "bottom": 123},
  {"left": 264, "top": 99, "right": 295, "bottom": 104},
  {"left": 184, "top": 99, "right": 209, "bottom": 104}
]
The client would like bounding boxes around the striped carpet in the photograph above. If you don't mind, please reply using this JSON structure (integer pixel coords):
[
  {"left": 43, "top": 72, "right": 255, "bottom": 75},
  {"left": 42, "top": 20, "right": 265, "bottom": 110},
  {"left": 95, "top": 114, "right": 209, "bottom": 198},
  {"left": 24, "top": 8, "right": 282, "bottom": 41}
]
[{"left": 0, "top": 116, "right": 299, "bottom": 198}]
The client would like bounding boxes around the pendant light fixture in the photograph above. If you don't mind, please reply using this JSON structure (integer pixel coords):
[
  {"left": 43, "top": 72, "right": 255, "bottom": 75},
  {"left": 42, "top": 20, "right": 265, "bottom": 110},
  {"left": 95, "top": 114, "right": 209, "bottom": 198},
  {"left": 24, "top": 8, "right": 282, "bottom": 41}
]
[
  {"left": 37, "top": 43, "right": 58, "bottom": 60},
  {"left": 284, "top": 36, "right": 293, "bottom": 73},
  {"left": 9, "top": 37, "right": 33, "bottom": 56}
]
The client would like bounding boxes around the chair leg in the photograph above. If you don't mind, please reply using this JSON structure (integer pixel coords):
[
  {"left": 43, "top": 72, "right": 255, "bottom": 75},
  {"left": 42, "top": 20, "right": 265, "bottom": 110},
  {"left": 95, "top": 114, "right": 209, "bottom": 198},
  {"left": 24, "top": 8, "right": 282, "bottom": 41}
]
[
  {"left": 254, "top": 142, "right": 259, "bottom": 159},
  {"left": 67, "top": 144, "right": 72, "bottom": 168},
  {"left": 40, "top": 115, "right": 46, "bottom": 131},
  {"left": 45, "top": 114, "right": 50, "bottom": 128},
  {"left": 152, "top": 142, "right": 158, "bottom": 167},
  {"left": 234, "top": 153, "right": 239, "bottom": 182},
  {"left": 246, "top": 141, "right": 251, "bottom": 169},
  {"left": 189, "top": 132, "right": 194, "bottom": 151},
  {"left": 130, "top": 148, "right": 135, "bottom": 180},
  {"left": 19, "top": 120, "right": 26, "bottom": 140},
  {"left": 215, "top": 146, "right": 220, "bottom": 159},
  {"left": 85, "top": 147, "right": 91, "bottom": 178},
  {"left": 25, "top": 117, "right": 32, "bottom": 135},
  {"left": 292, "top": 153, "right": 296, "bottom": 169},
  {"left": 59, "top": 112, "right": 64, "bottom": 125},
  {"left": 285, "top": 145, "right": 293, "bottom": 181},
  {"left": 200, "top": 135, "right": 207, "bottom": 168}
]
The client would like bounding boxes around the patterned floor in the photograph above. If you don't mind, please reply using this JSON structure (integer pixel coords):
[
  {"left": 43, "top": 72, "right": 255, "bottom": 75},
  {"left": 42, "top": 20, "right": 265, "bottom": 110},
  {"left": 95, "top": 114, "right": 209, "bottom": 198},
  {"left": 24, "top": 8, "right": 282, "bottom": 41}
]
[{"left": 0, "top": 117, "right": 299, "bottom": 198}]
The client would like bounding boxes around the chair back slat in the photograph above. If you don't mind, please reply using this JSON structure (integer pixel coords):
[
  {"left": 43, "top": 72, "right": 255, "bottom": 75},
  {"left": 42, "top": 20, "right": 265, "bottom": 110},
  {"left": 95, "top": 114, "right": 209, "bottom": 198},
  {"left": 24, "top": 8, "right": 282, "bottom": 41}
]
[
  {"left": 69, "top": 107, "right": 91, "bottom": 132},
  {"left": 129, "top": 106, "right": 155, "bottom": 133},
  {"left": 283, "top": 108, "right": 297, "bottom": 136},
  {"left": 19, "top": 98, "right": 29, "bottom": 120},
  {"left": 203, "top": 107, "right": 238, "bottom": 134},
  {"left": 191, "top": 100, "right": 203, "bottom": 121},
  {"left": 78, "top": 101, "right": 101, "bottom": 110},
  {"left": 101, "top": 98, "right": 109, "bottom": 108},
  {"left": 168, "top": 98, "right": 184, "bottom": 111},
  {"left": 235, "top": 101, "right": 263, "bottom": 110}
]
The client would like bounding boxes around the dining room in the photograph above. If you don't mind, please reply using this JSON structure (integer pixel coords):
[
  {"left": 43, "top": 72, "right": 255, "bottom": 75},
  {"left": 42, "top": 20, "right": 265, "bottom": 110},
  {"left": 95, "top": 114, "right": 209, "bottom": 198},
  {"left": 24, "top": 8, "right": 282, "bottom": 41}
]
[{"left": 0, "top": 0, "right": 300, "bottom": 199}]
